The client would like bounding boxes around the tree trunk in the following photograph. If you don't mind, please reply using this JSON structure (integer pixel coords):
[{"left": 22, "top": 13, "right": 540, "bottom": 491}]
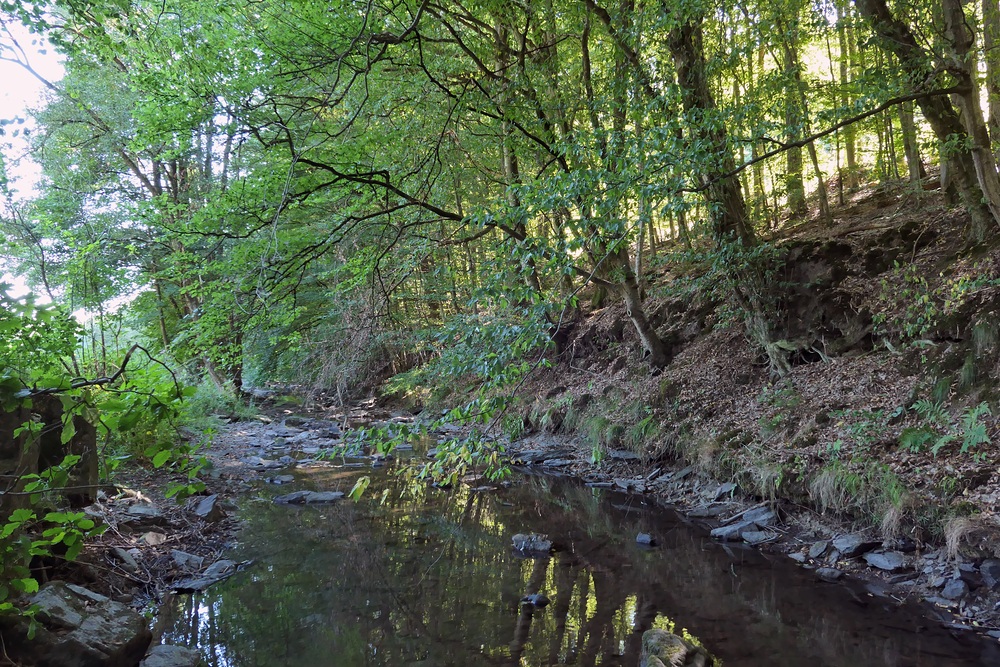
[
  {"left": 984, "top": 0, "right": 1000, "bottom": 145},
  {"left": 667, "top": 17, "right": 754, "bottom": 245},
  {"left": 898, "top": 100, "right": 926, "bottom": 182},
  {"left": 856, "top": 0, "right": 996, "bottom": 241}
]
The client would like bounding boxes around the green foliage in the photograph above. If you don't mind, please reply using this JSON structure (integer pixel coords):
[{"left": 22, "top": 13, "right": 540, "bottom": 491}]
[
  {"left": 898, "top": 400, "right": 993, "bottom": 460},
  {"left": 826, "top": 407, "right": 898, "bottom": 458}
]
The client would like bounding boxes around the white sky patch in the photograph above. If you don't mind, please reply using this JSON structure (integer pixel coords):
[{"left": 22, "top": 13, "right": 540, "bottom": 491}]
[
  {"left": 0, "top": 18, "right": 64, "bottom": 196},
  {"left": 1, "top": 17, "right": 63, "bottom": 300}
]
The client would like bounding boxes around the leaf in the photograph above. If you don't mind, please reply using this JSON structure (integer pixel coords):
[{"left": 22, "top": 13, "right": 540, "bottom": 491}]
[
  {"left": 152, "top": 449, "right": 172, "bottom": 468},
  {"left": 348, "top": 475, "right": 371, "bottom": 500}
]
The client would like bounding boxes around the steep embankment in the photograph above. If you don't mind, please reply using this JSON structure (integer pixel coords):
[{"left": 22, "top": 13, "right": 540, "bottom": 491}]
[{"left": 479, "top": 182, "right": 1000, "bottom": 629}]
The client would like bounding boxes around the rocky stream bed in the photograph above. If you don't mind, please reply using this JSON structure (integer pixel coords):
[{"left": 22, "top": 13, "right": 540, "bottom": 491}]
[{"left": 5, "top": 399, "right": 1000, "bottom": 665}]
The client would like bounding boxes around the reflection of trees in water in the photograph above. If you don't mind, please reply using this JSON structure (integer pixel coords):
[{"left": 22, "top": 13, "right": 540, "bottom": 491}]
[{"left": 161, "top": 475, "right": 993, "bottom": 667}]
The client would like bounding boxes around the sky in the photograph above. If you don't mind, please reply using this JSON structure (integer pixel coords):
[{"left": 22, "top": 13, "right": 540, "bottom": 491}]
[{"left": 1, "top": 16, "right": 63, "bottom": 297}]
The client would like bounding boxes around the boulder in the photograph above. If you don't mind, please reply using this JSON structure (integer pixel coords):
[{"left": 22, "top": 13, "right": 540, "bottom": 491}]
[
  {"left": 141, "top": 645, "right": 205, "bottom": 667},
  {"left": 1, "top": 581, "right": 151, "bottom": 667},
  {"left": 640, "top": 629, "right": 713, "bottom": 667}
]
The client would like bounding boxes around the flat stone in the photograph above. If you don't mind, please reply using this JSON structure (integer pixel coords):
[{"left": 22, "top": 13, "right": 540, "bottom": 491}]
[
  {"left": 541, "top": 458, "right": 574, "bottom": 467},
  {"left": 141, "top": 644, "right": 205, "bottom": 667},
  {"left": 816, "top": 567, "right": 844, "bottom": 582},
  {"left": 141, "top": 531, "right": 167, "bottom": 546},
  {"left": 111, "top": 547, "right": 139, "bottom": 573},
  {"left": 863, "top": 551, "right": 908, "bottom": 572},
  {"left": 193, "top": 494, "right": 225, "bottom": 523},
  {"left": 713, "top": 482, "right": 737, "bottom": 499},
  {"left": 832, "top": 534, "right": 879, "bottom": 559},
  {"left": 266, "top": 475, "right": 296, "bottom": 485},
  {"left": 688, "top": 504, "right": 728, "bottom": 518},
  {"left": 273, "top": 490, "right": 345, "bottom": 505},
  {"left": 808, "top": 540, "right": 829, "bottom": 560},
  {"left": 171, "top": 550, "right": 205, "bottom": 571},
  {"left": 711, "top": 519, "right": 759, "bottom": 542},
  {"left": 788, "top": 552, "right": 808, "bottom": 563},
  {"left": 242, "top": 456, "right": 283, "bottom": 469},
  {"left": 126, "top": 504, "right": 162, "bottom": 519},
  {"left": 741, "top": 507, "right": 776, "bottom": 527},
  {"left": 636, "top": 533, "right": 656, "bottom": 546},
  {"left": 606, "top": 449, "right": 640, "bottom": 461},
  {"left": 673, "top": 466, "right": 695, "bottom": 481},
  {"left": 941, "top": 578, "right": 969, "bottom": 600},
  {"left": 172, "top": 560, "right": 238, "bottom": 593},
  {"left": 981, "top": 559, "right": 1000, "bottom": 590},
  {"left": 742, "top": 530, "right": 776, "bottom": 545}
]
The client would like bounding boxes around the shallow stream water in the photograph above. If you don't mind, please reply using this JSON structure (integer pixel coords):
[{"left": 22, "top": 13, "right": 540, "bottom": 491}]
[{"left": 159, "top": 464, "right": 1000, "bottom": 666}]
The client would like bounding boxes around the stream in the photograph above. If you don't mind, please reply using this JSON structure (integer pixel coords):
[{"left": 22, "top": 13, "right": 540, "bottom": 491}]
[{"left": 158, "top": 462, "right": 1000, "bottom": 666}]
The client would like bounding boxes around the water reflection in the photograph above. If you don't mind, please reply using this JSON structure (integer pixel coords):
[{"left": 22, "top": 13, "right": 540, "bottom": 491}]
[{"left": 161, "top": 472, "right": 999, "bottom": 666}]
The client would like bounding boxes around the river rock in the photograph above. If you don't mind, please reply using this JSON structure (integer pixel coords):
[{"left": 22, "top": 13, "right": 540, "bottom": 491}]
[
  {"left": 640, "top": 628, "right": 712, "bottom": 667},
  {"left": 741, "top": 507, "right": 776, "bottom": 527},
  {"left": 816, "top": 567, "right": 844, "bottom": 582},
  {"left": 512, "top": 533, "right": 552, "bottom": 554},
  {"left": 607, "top": 449, "right": 641, "bottom": 461},
  {"left": 713, "top": 482, "right": 737, "bottom": 500},
  {"left": 832, "top": 534, "right": 879, "bottom": 558},
  {"left": 273, "top": 490, "right": 345, "bottom": 505},
  {"left": 0, "top": 581, "right": 152, "bottom": 667},
  {"left": 806, "top": 541, "right": 827, "bottom": 560},
  {"left": 141, "top": 644, "right": 206, "bottom": 667},
  {"left": 266, "top": 474, "right": 296, "bottom": 485},
  {"left": 863, "top": 551, "right": 908, "bottom": 572},
  {"left": 711, "top": 519, "right": 759, "bottom": 542},
  {"left": 111, "top": 546, "right": 139, "bottom": 573},
  {"left": 242, "top": 455, "right": 283, "bottom": 470},
  {"left": 742, "top": 530, "right": 775, "bottom": 546},
  {"left": 172, "top": 560, "right": 239, "bottom": 593},
  {"left": 171, "top": 550, "right": 205, "bottom": 571},
  {"left": 981, "top": 559, "right": 1000, "bottom": 590},
  {"left": 941, "top": 578, "right": 968, "bottom": 600},
  {"left": 636, "top": 533, "right": 657, "bottom": 546},
  {"left": 192, "top": 494, "right": 225, "bottom": 522},
  {"left": 520, "top": 593, "right": 550, "bottom": 607}
]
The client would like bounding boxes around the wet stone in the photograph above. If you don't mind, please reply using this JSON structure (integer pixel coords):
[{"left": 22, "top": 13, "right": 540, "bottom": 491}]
[
  {"left": 863, "top": 551, "right": 908, "bottom": 572},
  {"left": 512, "top": 533, "right": 552, "bottom": 554},
  {"left": 141, "top": 644, "right": 205, "bottom": 667},
  {"left": 742, "top": 531, "right": 775, "bottom": 546},
  {"left": 741, "top": 507, "right": 776, "bottom": 527},
  {"left": 789, "top": 552, "right": 808, "bottom": 563},
  {"left": 710, "top": 519, "right": 759, "bottom": 542},
  {"left": 941, "top": 578, "right": 969, "bottom": 601},
  {"left": 816, "top": 568, "right": 844, "bottom": 582},
  {"left": 636, "top": 533, "right": 657, "bottom": 546},
  {"left": 266, "top": 475, "right": 296, "bottom": 485},
  {"left": 274, "top": 490, "right": 345, "bottom": 505},
  {"left": 981, "top": 559, "right": 1000, "bottom": 590},
  {"left": 832, "top": 534, "right": 879, "bottom": 558},
  {"left": 808, "top": 540, "right": 829, "bottom": 560}
]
